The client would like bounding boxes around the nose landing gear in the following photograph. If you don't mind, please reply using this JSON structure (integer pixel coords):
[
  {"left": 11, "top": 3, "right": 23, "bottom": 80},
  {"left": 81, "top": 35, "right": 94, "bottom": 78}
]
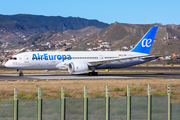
[{"left": 17, "top": 69, "right": 23, "bottom": 76}]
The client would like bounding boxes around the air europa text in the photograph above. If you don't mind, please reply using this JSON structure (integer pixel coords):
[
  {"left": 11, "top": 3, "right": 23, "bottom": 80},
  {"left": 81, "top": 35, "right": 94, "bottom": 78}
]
[{"left": 32, "top": 54, "right": 71, "bottom": 62}]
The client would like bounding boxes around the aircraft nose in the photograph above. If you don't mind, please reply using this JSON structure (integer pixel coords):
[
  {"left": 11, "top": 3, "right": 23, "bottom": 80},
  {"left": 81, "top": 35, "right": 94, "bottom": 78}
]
[{"left": 4, "top": 61, "right": 9, "bottom": 67}]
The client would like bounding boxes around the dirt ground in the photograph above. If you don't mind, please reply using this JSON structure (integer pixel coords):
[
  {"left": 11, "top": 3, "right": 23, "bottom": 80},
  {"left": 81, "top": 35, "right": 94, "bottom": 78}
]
[{"left": 0, "top": 78, "right": 180, "bottom": 103}]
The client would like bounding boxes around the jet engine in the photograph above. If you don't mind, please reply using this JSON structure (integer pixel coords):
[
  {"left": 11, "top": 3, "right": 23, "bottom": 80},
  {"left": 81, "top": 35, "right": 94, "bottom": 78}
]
[{"left": 68, "top": 62, "right": 89, "bottom": 74}]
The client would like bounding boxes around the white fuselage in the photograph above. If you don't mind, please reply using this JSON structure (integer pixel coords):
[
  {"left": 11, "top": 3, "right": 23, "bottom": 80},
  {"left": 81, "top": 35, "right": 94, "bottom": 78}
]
[{"left": 5, "top": 51, "right": 154, "bottom": 70}]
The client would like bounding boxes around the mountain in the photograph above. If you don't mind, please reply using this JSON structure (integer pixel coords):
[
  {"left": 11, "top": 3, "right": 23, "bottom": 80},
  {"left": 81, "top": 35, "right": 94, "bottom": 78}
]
[
  {"left": 71, "top": 22, "right": 180, "bottom": 55},
  {"left": 1, "top": 14, "right": 180, "bottom": 55},
  {"left": 0, "top": 14, "right": 109, "bottom": 34},
  {"left": 166, "top": 24, "right": 180, "bottom": 31},
  {"left": 27, "top": 26, "right": 101, "bottom": 44}
]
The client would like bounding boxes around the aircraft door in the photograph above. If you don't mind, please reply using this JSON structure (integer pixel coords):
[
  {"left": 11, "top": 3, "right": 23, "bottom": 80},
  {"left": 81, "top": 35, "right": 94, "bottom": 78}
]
[
  {"left": 99, "top": 55, "right": 104, "bottom": 59},
  {"left": 24, "top": 55, "right": 29, "bottom": 63}
]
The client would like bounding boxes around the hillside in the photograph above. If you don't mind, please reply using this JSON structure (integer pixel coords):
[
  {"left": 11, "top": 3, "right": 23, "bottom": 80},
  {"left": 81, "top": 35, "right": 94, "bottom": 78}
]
[
  {"left": 166, "top": 24, "right": 180, "bottom": 31},
  {"left": 21, "top": 26, "right": 101, "bottom": 51},
  {"left": 71, "top": 23, "right": 180, "bottom": 55}
]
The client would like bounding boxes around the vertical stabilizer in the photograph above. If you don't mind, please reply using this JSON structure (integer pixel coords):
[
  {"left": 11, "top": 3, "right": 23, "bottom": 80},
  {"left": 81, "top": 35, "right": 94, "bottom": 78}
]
[{"left": 131, "top": 26, "right": 158, "bottom": 54}]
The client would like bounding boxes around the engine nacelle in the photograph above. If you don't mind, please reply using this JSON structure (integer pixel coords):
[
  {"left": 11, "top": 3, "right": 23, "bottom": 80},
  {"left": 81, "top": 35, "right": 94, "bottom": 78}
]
[{"left": 68, "top": 62, "right": 89, "bottom": 74}]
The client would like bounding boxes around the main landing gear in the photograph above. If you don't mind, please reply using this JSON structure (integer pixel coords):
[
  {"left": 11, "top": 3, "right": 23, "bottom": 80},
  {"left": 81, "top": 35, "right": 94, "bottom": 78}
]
[
  {"left": 88, "top": 72, "right": 98, "bottom": 76},
  {"left": 88, "top": 67, "right": 98, "bottom": 76},
  {"left": 17, "top": 69, "right": 23, "bottom": 76}
]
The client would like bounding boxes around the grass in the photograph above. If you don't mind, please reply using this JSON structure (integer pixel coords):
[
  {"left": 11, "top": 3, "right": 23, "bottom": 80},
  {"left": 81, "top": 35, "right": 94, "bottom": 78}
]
[
  {"left": 92, "top": 93, "right": 105, "bottom": 98},
  {"left": 0, "top": 78, "right": 180, "bottom": 103},
  {"left": 111, "top": 87, "right": 125, "bottom": 91}
]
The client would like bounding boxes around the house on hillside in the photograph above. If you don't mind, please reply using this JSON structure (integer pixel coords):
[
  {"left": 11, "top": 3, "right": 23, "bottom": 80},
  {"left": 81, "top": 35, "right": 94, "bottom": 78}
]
[{"left": 122, "top": 46, "right": 129, "bottom": 50}]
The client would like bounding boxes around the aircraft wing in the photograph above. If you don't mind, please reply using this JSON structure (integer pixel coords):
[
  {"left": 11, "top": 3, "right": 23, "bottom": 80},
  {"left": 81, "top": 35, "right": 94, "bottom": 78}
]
[
  {"left": 87, "top": 55, "right": 150, "bottom": 66},
  {"left": 140, "top": 55, "right": 158, "bottom": 59}
]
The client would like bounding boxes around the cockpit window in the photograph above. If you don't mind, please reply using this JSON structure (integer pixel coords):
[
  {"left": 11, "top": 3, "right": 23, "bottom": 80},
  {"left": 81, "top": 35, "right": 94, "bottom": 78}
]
[{"left": 10, "top": 57, "right": 17, "bottom": 60}]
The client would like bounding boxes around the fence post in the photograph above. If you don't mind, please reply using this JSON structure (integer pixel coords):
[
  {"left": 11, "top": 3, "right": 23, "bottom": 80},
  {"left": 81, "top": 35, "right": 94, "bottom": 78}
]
[
  {"left": 61, "top": 87, "right": 65, "bottom": 120},
  {"left": 38, "top": 87, "right": 42, "bottom": 120},
  {"left": 147, "top": 84, "right": 151, "bottom": 120},
  {"left": 14, "top": 88, "right": 17, "bottom": 120},
  {"left": 106, "top": 86, "right": 109, "bottom": 120},
  {"left": 167, "top": 85, "right": 171, "bottom": 120},
  {"left": 84, "top": 86, "right": 87, "bottom": 120},
  {"left": 127, "top": 85, "right": 130, "bottom": 120}
]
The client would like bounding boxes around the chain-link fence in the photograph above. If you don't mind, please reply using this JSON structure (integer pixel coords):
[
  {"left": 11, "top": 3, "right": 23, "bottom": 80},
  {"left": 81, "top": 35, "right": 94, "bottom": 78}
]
[
  {"left": 0, "top": 95, "right": 179, "bottom": 120},
  {"left": 0, "top": 85, "right": 179, "bottom": 120}
]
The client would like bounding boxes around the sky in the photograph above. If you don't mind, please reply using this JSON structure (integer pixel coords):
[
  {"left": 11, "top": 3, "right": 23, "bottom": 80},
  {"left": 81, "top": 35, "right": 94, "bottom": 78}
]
[{"left": 0, "top": 0, "right": 179, "bottom": 25}]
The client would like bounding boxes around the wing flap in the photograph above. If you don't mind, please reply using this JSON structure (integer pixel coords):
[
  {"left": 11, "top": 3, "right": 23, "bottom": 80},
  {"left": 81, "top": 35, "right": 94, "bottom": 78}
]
[{"left": 87, "top": 55, "right": 149, "bottom": 66}]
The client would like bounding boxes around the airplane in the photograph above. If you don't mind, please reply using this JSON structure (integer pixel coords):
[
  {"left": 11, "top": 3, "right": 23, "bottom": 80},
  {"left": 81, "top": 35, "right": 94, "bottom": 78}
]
[{"left": 5, "top": 26, "right": 159, "bottom": 76}]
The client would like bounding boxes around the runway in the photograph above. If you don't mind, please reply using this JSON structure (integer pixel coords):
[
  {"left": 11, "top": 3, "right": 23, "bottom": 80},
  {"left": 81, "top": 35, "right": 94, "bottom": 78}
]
[
  {"left": 1, "top": 72, "right": 180, "bottom": 80},
  {"left": 1, "top": 66, "right": 180, "bottom": 80},
  {"left": 0, "top": 73, "right": 147, "bottom": 80}
]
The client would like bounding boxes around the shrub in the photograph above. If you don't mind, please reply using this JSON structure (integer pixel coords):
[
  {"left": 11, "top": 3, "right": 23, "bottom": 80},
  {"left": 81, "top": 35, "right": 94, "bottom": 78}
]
[
  {"left": 124, "top": 90, "right": 127, "bottom": 96},
  {"left": 152, "top": 92, "right": 161, "bottom": 95},
  {"left": 58, "top": 93, "right": 61, "bottom": 98},
  {"left": 111, "top": 87, "right": 120, "bottom": 91},
  {"left": 162, "top": 91, "right": 167, "bottom": 95},
  {"left": 132, "top": 87, "right": 137, "bottom": 91},
  {"left": 120, "top": 88, "right": 125, "bottom": 91},
  {"left": 58, "top": 92, "right": 71, "bottom": 98},
  {"left": 78, "top": 92, "right": 83, "bottom": 95},
  {"left": 65, "top": 92, "right": 70, "bottom": 97},
  {"left": 156, "top": 88, "right": 161, "bottom": 92},
  {"left": 111, "top": 87, "right": 124, "bottom": 91},
  {"left": 17, "top": 93, "right": 25, "bottom": 100},
  {"left": 137, "top": 87, "right": 145, "bottom": 91},
  {"left": 93, "top": 93, "right": 105, "bottom": 98},
  {"left": 25, "top": 94, "right": 33, "bottom": 99},
  {"left": 171, "top": 91, "right": 175, "bottom": 95},
  {"left": 42, "top": 91, "right": 46, "bottom": 96},
  {"left": 32, "top": 92, "right": 38, "bottom": 97}
]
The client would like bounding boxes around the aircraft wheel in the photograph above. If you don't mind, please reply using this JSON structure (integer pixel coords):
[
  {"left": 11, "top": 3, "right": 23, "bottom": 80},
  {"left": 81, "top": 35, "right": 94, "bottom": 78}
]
[
  {"left": 88, "top": 72, "right": 98, "bottom": 76},
  {"left": 19, "top": 72, "right": 23, "bottom": 76}
]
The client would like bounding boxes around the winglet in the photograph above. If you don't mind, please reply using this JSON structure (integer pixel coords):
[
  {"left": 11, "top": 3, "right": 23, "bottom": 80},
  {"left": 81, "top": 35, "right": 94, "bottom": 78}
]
[{"left": 131, "top": 26, "right": 158, "bottom": 54}]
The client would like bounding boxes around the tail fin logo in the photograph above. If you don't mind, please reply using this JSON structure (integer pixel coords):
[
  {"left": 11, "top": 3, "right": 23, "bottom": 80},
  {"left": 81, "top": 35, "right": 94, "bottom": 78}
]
[{"left": 142, "top": 39, "right": 152, "bottom": 47}]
